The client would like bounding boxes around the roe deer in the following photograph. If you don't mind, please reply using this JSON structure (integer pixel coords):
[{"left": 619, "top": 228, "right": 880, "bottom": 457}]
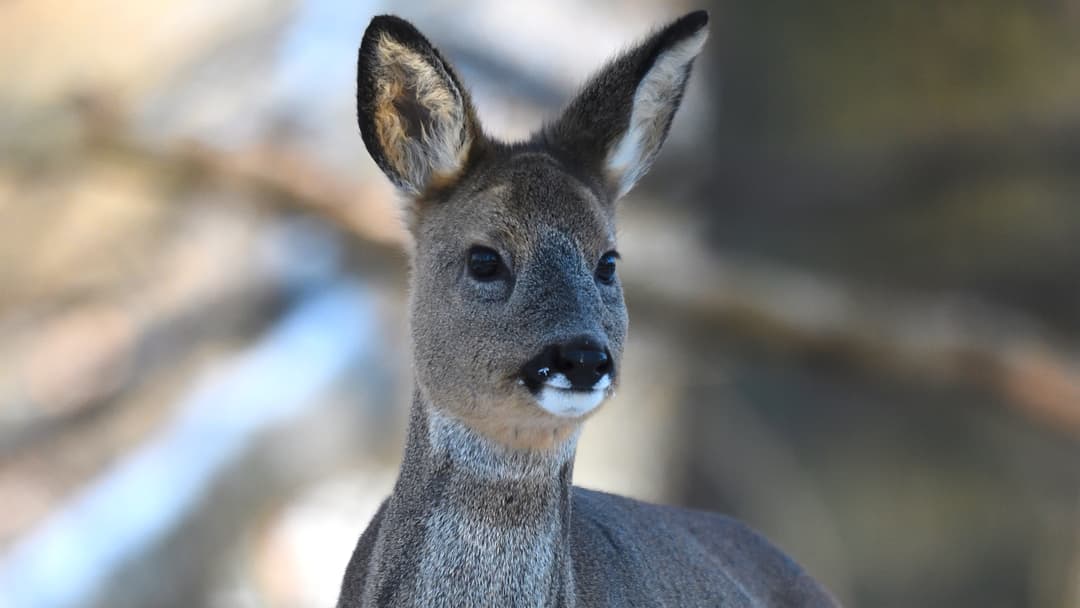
[{"left": 338, "top": 11, "right": 838, "bottom": 607}]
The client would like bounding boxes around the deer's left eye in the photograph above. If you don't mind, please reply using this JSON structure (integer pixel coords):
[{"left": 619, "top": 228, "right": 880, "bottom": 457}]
[{"left": 596, "top": 251, "right": 618, "bottom": 284}]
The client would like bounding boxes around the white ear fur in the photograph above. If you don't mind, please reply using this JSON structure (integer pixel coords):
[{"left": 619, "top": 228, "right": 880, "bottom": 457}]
[{"left": 606, "top": 27, "right": 708, "bottom": 198}]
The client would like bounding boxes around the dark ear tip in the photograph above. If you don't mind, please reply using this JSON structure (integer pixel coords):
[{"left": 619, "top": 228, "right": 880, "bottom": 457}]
[
  {"left": 366, "top": 14, "right": 413, "bottom": 32},
  {"left": 650, "top": 10, "right": 708, "bottom": 51},
  {"left": 686, "top": 9, "right": 710, "bottom": 27},
  {"left": 674, "top": 9, "right": 710, "bottom": 35},
  {"left": 362, "top": 14, "right": 427, "bottom": 49}
]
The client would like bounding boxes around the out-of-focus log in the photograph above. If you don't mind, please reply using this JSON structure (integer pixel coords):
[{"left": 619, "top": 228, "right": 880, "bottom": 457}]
[{"left": 621, "top": 209, "right": 1080, "bottom": 437}]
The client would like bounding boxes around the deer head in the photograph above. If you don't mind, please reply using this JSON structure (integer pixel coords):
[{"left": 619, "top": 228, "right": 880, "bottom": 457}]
[{"left": 356, "top": 11, "right": 708, "bottom": 450}]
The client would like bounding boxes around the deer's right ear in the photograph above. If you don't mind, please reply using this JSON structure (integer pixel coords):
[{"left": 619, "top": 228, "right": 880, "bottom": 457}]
[{"left": 357, "top": 16, "right": 479, "bottom": 196}]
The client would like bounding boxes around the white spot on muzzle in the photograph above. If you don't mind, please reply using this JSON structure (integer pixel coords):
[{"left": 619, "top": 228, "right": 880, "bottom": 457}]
[{"left": 535, "top": 373, "right": 612, "bottom": 418}]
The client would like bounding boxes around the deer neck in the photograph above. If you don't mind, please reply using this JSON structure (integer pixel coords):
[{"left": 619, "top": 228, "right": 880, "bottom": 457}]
[{"left": 364, "top": 393, "right": 579, "bottom": 607}]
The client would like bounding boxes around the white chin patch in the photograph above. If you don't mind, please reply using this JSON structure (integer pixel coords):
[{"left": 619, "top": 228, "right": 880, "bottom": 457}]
[{"left": 534, "top": 374, "right": 611, "bottom": 418}]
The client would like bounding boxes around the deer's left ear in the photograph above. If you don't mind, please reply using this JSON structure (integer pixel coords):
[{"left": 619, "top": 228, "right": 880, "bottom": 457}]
[{"left": 544, "top": 11, "right": 709, "bottom": 200}]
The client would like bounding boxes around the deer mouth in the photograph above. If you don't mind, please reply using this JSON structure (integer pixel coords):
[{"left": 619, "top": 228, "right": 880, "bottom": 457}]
[{"left": 530, "top": 376, "right": 613, "bottom": 418}]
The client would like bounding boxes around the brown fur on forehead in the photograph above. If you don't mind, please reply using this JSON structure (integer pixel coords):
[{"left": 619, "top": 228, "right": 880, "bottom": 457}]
[{"left": 419, "top": 151, "right": 616, "bottom": 255}]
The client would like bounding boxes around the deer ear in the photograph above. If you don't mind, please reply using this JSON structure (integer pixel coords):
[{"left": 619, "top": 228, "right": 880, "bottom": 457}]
[
  {"left": 357, "top": 16, "right": 479, "bottom": 196},
  {"left": 545, "top": 11, "right": 709, "bottom": 200}
]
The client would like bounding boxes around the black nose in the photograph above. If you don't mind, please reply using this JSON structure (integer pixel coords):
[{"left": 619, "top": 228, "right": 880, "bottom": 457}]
[
  {"left": 556, "top": 340, "right": 611, "bottom": 389},
  {"left": 521, "top": 337, "right": 613, "bottom": 392}
]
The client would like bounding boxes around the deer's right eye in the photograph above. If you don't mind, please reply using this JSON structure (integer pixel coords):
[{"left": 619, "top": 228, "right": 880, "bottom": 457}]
[{"left": 467, "top": 246, "right": 503, "bottom": 281}]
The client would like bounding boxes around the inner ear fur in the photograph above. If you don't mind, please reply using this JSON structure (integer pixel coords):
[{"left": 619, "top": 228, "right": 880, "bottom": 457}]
[{"left": 357, "top": 16, "right": 480, "bottom": 196}]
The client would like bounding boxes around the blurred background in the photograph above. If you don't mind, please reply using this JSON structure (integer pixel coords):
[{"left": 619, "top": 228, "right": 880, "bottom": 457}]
[{"left": 1, "top": 0, "right": 1078, "bottom": 606}]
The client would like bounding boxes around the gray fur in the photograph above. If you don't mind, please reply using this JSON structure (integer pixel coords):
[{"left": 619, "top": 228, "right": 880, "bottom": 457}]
[{"left": 342, "top": 11, "right": 839, "bottom": 607}]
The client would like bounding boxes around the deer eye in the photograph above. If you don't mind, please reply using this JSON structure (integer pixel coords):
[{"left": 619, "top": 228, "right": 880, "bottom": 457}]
[
  {"left": 467, "top": 246, "right": 503, "bottom": 281},
  {"left": 596, "top": 251, "right": 618, "bottom": 284}
]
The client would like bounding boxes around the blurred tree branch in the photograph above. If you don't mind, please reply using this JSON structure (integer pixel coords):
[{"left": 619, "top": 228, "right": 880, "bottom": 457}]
[
  {"left": 86, "top": 111, "right": 1080, "bottom": 438},
  {"left": 4, "top": 100, "right": 1070, "bottom": 462}
]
